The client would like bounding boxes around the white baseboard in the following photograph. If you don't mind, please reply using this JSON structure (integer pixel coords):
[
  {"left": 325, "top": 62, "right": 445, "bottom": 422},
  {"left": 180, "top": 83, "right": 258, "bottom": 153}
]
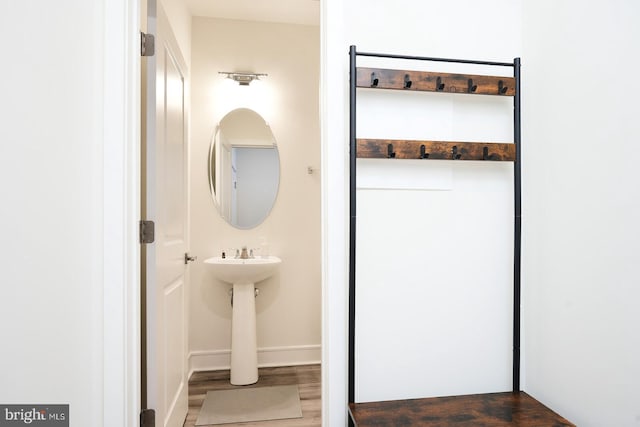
[{"left": 188, "top": 344, "right": 321, "bottom": 378}]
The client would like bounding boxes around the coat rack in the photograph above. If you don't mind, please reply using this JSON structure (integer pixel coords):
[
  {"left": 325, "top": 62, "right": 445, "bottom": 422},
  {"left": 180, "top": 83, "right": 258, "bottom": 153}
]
[{"left": 345, "top": 46, "right": 554, "bottom": 426}]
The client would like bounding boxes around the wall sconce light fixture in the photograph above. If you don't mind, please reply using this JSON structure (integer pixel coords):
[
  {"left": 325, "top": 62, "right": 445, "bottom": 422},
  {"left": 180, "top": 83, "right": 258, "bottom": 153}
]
[{"left": 219, "top": 71, "right": 268, "bottom": 86}]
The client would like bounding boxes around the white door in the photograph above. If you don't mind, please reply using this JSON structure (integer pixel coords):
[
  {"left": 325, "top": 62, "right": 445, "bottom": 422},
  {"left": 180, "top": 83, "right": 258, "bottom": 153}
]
[{"left": 145, "top": 1, "right": 189, "bottom": 426}]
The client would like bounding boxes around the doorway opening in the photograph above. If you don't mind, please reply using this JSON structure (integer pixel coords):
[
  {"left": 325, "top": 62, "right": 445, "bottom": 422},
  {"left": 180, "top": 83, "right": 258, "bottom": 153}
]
[{"left": 142, "top": 1, "right": 322, "bottom": 425}]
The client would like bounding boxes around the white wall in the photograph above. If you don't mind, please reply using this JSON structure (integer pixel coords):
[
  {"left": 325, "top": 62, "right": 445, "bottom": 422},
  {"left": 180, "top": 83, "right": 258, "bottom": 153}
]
[
  {"left": 320, "top": 1, "right": 350, "bottom": 424},
  {"left": 159, "top": 0, "right": 192, "bottom": 66},
  {"left": 4, "top": 2, "right": 638, "bottom": 426},
  {"left": 521, "top": 2, "right": 640, "bottom": 426},
  {"left": 189, "top": 18, "right": 321, "bottom": 371},
  {"left": 340, "top": 0, "right": 522, "bottom": 403},
  {"left": 0, "top": 1, "right": 139, "bottom": 426},
  {"left": 0, "top": 0, "right": 104, "bottom": 418}
]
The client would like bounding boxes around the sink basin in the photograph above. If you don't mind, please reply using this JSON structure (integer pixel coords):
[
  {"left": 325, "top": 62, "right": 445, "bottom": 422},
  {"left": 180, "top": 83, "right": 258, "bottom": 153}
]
[{"left": 204, "top": 256, "right": 281, "bottom": 285}]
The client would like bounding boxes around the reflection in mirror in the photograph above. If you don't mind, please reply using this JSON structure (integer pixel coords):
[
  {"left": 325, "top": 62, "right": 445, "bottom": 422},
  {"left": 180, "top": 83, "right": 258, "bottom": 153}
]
[{"left": 208, "top": 108, "right": 280, "bottom": 229}]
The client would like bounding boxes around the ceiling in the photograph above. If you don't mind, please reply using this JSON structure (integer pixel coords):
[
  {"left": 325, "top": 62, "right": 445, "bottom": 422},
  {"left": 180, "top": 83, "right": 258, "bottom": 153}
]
[{"left": 183, "top": 0, "right": 320, "bottom": 26}]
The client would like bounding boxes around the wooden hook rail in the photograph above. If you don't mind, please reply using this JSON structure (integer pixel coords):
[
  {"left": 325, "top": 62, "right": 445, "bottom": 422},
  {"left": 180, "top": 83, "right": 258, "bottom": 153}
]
[
  {"left": 358, "top": 67, "right": 516, "bottom": 96},
  {"left": 357, "top": 139, "right": 516, "bottom": 161}
]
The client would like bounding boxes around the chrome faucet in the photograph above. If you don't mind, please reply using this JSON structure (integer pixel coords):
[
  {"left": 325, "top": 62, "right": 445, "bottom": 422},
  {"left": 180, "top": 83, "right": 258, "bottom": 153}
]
[{"left": 240, "top": 246, "right": 249, "bottom": 259}]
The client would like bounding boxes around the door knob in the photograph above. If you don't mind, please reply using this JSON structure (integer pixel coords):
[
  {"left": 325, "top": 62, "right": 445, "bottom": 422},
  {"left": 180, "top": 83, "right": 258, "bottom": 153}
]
[{"left": 184, "top": 253, "right": 197, "bottom": 264}]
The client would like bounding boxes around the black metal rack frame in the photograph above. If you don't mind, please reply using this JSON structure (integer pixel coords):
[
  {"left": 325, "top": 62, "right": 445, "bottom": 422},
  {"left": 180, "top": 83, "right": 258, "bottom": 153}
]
[{"left": 348, "top": 45, "right": 522, "bottom": 407}]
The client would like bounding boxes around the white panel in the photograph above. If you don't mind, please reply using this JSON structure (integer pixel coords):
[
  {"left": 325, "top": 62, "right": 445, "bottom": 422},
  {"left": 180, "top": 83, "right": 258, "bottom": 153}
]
[
  {"left": 164, "top": 279, "right": 185, "bottom": 422},
  {"left": 357, "top": 90, "right": 454, "bottom": 141},
  {"left": 355, "top": 162, "right": 514, "bottom": 402},
  {"left": 147, "top": 4, "right": 189, "bottom": 426},
  {"left": 357, "top": 159, "right": 452, "bottom": 190},
  {"left": 451, "top": 95, "right": 513, "bottom": 143},
  {"left": 163, "top": 48, "right": 186, "bottom": 240},
  {"left": 350, "top": 5, "right": 519, "bottom": 400},
  {"left": 354, "top": 66, "right": 516, "bottom": 402}
]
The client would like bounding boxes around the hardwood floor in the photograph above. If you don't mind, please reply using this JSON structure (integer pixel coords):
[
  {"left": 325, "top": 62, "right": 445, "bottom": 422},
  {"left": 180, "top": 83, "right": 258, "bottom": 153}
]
[{"left": 184, "top": 365, "right": 321, "bottom": 427}]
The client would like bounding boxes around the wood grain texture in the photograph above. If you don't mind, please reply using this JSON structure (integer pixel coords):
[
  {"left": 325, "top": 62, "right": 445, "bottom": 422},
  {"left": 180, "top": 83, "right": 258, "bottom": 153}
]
[
  {"left": 349, "top": 392, "right": 575, "bottom": 427},
  {"left": 357, "top": 139, "right": 516, "bottom": 161},
  {"left": 184, "top": 365, "right": 321, "bottom": 427},
  {"left": 357, "top": 67, "right": 516, "bottom": 96}
]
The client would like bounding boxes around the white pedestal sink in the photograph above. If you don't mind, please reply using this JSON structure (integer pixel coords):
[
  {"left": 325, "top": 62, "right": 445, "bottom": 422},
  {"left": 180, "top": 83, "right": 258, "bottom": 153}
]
[{"left": 204, "top": 255, "right": 281, "bottom": 385}]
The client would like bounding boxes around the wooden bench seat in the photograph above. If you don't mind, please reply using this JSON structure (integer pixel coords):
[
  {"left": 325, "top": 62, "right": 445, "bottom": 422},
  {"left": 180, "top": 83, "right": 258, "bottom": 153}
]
[{"left": 349, "top": 392, "right": 574, "bottom": 426}]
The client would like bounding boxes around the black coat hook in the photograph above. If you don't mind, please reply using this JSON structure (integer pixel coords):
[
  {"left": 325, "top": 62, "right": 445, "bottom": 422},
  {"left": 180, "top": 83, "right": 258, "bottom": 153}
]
[
  {"left": 370, "top": 72, "right": 379, "bottom": 87},
  {"left": 468, "top": 78, "right": 477, "bottom": 93},
  {"left": 436, "top": 76, "right": 445, "bottom": 91},
  {"left": 420, "top": 144, "right": 429, "bottom": 159},
  {"left": 498, "top": 80, "right": 508, "bottom": 94},
  {"left": 403, "top": 74, "right": 412, "bottom": 89},
  {"left": 387, "top": 143, "right": 396, "bottom": 158},
  {"left": 482, "top": 146, "right": 498, "bottom": 161},
  {"left": 451, "top": 145, "right": 461, "bottom": 160}
]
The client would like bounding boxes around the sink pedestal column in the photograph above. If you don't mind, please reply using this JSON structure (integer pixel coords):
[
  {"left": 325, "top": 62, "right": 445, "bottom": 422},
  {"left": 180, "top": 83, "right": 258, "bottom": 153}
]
[{"left": 230, "top": 282, "right": 258, "bottom": 385}]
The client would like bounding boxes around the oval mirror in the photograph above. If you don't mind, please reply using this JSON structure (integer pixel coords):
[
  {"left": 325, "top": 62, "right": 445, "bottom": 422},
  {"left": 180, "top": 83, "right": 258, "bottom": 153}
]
[{"left": 208, "top": 108, "right": 280, "bottom": 229}]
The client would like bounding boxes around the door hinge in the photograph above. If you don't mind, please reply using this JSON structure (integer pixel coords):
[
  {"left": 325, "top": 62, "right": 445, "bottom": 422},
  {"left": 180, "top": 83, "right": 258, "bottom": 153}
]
[
  {"left": 140, "top": 32, "right": 155, "bottom": 57},
  {"left": 139, "top": 220, "right": 155, "bottom": 244},
  {"left": 140, "top": 409, "right": 155, "bottom": 427}
]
